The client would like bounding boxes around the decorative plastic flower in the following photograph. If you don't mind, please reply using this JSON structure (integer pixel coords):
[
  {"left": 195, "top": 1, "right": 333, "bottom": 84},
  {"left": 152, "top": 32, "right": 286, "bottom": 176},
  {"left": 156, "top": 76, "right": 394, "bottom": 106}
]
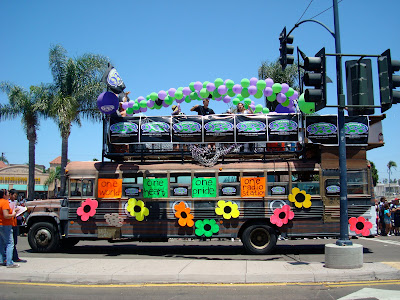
[
  {"left": 349, "top": 216, "right": 372, "bottom": 236},
  {"left": 195, "top": 219, "right": 219, "bottom": 237},
  {"left": 126, "top": 198, "right": 149, "bottom": 221},
  {"left": 215, "top": 200, "right": 240, "bottom": 219},
  {"left": 174, "top": 202, "right": 194, "bottom": 227},
  {"left": 270, "top": 205, "right": 294, "bottom": 227},
  {"left": 77, "top": 198, "right": 98, "bottom": 221},
  {"left": 104, "top": 213, "right": 124, "bottom": 227},
  {"left": 288, "top": 187, "right": 312, "bottom": 208}
]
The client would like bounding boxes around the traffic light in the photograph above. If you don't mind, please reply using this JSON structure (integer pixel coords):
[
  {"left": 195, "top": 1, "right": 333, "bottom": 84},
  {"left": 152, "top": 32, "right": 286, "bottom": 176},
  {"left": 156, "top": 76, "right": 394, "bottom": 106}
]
[
  {"left": 303, "top": 47, "right": 327, "bottom": 112},
  {"left": 345, "top": 59, "right": 374, "bottom": 116},
  {"left": 378, "top": 49, "right": 400, "bottom": 113},
  {"left": 279, "top": 27, "right": 294, "bottom": 71}
]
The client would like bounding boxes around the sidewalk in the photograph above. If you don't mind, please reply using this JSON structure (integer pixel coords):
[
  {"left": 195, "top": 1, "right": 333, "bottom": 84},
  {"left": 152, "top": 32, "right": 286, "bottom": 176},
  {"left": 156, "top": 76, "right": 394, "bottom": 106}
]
[{"left": 0, "top": 258, "right": 399, "bottom": 285}]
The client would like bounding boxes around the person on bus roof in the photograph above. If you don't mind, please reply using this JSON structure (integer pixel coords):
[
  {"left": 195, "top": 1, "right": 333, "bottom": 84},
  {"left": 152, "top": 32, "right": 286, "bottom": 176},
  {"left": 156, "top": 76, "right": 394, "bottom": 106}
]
[{"left": 190, "top": 98, "right": 215, "bottom": 116}]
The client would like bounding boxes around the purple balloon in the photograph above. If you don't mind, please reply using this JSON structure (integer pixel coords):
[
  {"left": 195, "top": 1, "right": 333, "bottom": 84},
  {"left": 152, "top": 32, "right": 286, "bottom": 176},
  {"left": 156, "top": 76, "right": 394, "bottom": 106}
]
[
  {"left": 232, "top": 84, "right": 242, "bottom": 94},
  {"left": 215, "top": 97, "right": 222, "bottom": 101},
  {"left": 276, "top": 93, "right": 287, "bottom": 103},
  {"left": 97, "top": 92, "right": 119, "bottom": 114},
  {"left": 250, "top": 77, "right": 258, "bottom": 86},
  {"left": 140, "top": 107, "right": 147, "bottom": 113},
  {"left": 182, "top": 87, "right": 191, "bottom": 96},
  {"left": 265, "top": 78, "right": 274, "bottom": 87},
  {"left": 248, "top": 86, "right": 257, "bottom": 95},
  {"left": 168, "top": 88, "right": 176, "bottom": 97},
  {"left": 128, "top": 100, "right": 134, "bottom": 108},
  {"left": 133, "top": 109, "right": 140, "bottom": 114},
  {"left": 223, "top": 95, "right": 231, "bottom": 103},
  {"left": 162, "top": 101, "right": 170, "bottom": 107},
  {"left": 137, "top": 96, "right": 145, "bottom": 101},
  {"left": 175, "top": 97, "right": 185, "bottom": 104},
  {"left": 263, "top": 87, "right": 273, "bottom": 97},
  {"left": 194, "top": 81, "right": 203, "bottom": 91},
  {"left": 206, "top": 82, "right": 216, "bottom": 92},
  {"left": 289, "top": 90, "right": 299, "bottom": 101},
  {"left": 217, "top": 84, "right": 227, "bottom": 95},
  {"left": 275, "top": 104, "right": 292, "bottom": 113},
  {"left": 121, "top": 102, "right": 129, "bottom": 110},
  {"left": 251, "top": 100, "right": 255, "bottom": 105},
  {"left": 147, "top": 100, "right": 155, "bottom": 108},
  {"left": 158, "top": 90, "right": 167, "bottom": 100},
  {"left": 281, "top": 83, "right": 289, "bottom": 94},
  {"left": 287, "top": 99, "right": 295, "bottom": 108},
  {"left": 250, "top": 104, "right": 256, "bottom": 110}
]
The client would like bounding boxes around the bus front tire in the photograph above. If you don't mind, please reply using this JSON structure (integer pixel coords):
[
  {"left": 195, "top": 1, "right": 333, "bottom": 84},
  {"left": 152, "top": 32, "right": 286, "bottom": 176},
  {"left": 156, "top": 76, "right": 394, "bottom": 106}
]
[
  {"left": 241, "top": 224, "right": 277, "bottom": 255},
  {"left": 28, "top": 222, "right": 60, "bottom": 253}
]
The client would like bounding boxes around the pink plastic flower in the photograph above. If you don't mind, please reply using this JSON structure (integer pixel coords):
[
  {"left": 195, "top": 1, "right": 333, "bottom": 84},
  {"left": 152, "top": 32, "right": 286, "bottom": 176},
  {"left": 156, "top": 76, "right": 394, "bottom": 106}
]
[
  {"left": 349, "top": 216, "right": 372, "bottom": 236},
  {"left": 270, "top": 205, "right": 294, "bottom": 227},
  {"left": 77, "top": 198, "right": 98, "bottom": 221}
]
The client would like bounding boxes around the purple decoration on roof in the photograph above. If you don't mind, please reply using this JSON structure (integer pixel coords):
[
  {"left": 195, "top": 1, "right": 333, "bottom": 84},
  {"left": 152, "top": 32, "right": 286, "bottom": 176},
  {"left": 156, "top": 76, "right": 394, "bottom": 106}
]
[
  {"left": 249, "top": 77, "right": 258, "bottom": 86},
  {"left": 97, "top": 92, "right": 119, "bottom": 114}
]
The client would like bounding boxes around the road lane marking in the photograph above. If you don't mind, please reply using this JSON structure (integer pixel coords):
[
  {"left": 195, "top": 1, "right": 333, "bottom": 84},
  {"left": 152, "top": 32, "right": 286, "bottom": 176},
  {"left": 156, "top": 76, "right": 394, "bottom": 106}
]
[{"left": 359, "top": 237, "right": 400, "bottom": 246}]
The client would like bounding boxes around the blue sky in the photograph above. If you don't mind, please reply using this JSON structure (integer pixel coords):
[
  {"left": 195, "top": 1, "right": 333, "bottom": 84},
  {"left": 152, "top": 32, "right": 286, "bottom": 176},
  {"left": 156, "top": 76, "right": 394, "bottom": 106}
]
[{"left": 0, "top": 0, "right": 399, "bottom": 182}]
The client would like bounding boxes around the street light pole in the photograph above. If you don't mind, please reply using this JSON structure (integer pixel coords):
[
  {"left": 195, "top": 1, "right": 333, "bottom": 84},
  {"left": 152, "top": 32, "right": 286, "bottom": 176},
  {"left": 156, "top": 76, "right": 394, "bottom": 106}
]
[{"left": 333, "top": 0, "right": 352, "bottom": 246}]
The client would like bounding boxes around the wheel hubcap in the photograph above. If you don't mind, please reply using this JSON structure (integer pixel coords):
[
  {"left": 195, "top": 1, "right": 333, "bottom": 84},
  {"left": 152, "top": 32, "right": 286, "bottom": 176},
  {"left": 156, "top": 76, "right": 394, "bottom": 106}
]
[
  {"left": 35, "top": 229, "right": 52, "bottom": 247},
  {"left": 250, "top": 228, "right": 270, "bottom": 249}
]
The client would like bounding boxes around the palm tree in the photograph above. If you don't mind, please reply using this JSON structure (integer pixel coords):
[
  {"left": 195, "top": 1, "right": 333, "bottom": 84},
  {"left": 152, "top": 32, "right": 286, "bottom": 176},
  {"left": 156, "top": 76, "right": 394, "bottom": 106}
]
[
  {"left": 0, "top": 153, "right": 9, "bottom": 164},
  {"left": 0, "top": 83, "right": 49, "bottom": 200},
  {"left": 387, "top": 160, "right": 397, "bottom": 196},
  {"left": 44, "top": 166, "right": 61, "bottom": 197},
  {"left": 48, "top": 45, "right": 109, "bottom": 196}
]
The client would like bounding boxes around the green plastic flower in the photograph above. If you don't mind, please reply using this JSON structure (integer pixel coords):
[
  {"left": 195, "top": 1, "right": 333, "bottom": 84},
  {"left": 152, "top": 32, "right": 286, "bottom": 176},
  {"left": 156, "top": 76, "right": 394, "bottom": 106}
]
[
  {"left": 126, "top": 198, "right": 149, "bottom": 221},
  {"left": 215, "top": 200, "right": 240, "bottom": 219},
  {"left": 195, "top": 219, "right": 219, "bottom": 237}
]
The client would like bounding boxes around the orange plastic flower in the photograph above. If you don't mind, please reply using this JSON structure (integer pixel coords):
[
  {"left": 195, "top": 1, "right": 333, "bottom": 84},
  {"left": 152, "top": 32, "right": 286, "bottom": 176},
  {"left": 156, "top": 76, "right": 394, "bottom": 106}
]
[{"left": 174, "top": 202, "right": 194, "bottom": 227}]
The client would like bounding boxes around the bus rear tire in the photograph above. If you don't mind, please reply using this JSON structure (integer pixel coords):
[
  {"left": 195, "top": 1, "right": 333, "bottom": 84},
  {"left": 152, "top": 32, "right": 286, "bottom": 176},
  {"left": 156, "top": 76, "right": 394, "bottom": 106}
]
[
  {"left": 28, "top": 222, "right": 60, "bottom": 253},
  {"left": 241, "top": 224, "right": 277, "bottom": 255},
  {"left": 60, "top": 238, "right": 80, "bottom": 249}
]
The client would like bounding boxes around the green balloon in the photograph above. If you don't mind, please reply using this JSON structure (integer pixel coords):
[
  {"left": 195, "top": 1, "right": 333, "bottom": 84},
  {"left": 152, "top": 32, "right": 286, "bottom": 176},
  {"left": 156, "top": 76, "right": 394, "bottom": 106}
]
[
  {"left": 298, "top": 93, "right": 315, "bottom": 114},
  {"left": 272, "top": 83, "right": 282, "bottom": 94},
  {"left": 262, "top": 107, "right": 270, "bottom": 114},
  {"left": 126, "top": 107, "right": 134, "bottom": 114},
  {"left": 237, "top": 95, "right": 244, "bottom": 101},
  {"left": 200, "top": 88, "right": 209, "bottom": 98},
  {"left": 146, "top": 95, "right": 150, "bottom": 100},
  {"left": 139, "top": 100, "right": 147, "bottom": 108},
  {"left": 189, "top": 82, "right": 195, "bottom": 92},
  {"left": 241, "top": 88, "right": 250, "bottom": 98},
  {"left": 256, "top": 80, "right": 266, "bottom": 91},
  {"left": 254, "top": 89, "right": 263, "bottom": 99},
  {"left": 241, "top": 78, "right": 250, "bottom": 88},
  {"left": 184, "top": 96, "right": 191, "bottom": 103},
  {"left": 150, "top": 92, "right": 158, "bottom": 101},
  {"left": 212, "top": 90, "right": 221, "bottom": 99},
  {"left": 175, "top": 90, "right": 183, "bottom": 100},
  {"left": 155, "top": 104, "right": 162, "bottom": 110},
  {"left": 244, "top": 98, "right": 251, "bottom": 105},
  {"left": 203, "top": 81, "right": 210, "bottom": 88},
  {"left": 281, "top": 98, "right": 290, "bottom": 107},
  {"left": 133, "top": 103, "right": 139, "bottom": 111},
  {"left": 255, "top": 104, "right": 263, "bottom": 113},
  {"left": 190, "top": 92, "right": 198, "bottom": 100},
  {"left": 267, "top": 94, "right": 276, "bottom": 102},
  {"left": 244, "top": 103, "right": 249, "bottom": 109},
  {"left": 177, "top": 87, "right": 183, "bottom": 91},
  {"left": 285, "top": 87, "right": 295, "bottom": 97},
  {"left": 232, "top": 98, "right": 240, "bottom": 106},
  {"left": 225, "top": 79, "right": 234, "bottom": 89},
  {"left": 164, "top": 95, "right": 174, "bottom": 105},
  {"left": 227, "top": 89, "right": 236, "bottom": 97},
  {"left": 214, "top": 78, "right": 224, "bottom": 88}
]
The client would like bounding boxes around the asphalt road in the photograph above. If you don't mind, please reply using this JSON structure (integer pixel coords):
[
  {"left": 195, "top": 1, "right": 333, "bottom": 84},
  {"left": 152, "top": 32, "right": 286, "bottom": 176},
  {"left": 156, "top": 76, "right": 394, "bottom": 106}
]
[{"left": 15, "top": 235, "right": 400, "bottom": 263}]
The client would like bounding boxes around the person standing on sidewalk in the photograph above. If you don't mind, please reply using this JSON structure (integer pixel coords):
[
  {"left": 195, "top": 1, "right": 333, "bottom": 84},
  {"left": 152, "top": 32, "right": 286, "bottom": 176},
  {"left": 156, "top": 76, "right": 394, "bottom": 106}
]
[
  {"left": 0, "top": 190, "right": 19, "bottom": 268},
  {"left": 8, "top": 189, "right": 27, "bottom": 263}
]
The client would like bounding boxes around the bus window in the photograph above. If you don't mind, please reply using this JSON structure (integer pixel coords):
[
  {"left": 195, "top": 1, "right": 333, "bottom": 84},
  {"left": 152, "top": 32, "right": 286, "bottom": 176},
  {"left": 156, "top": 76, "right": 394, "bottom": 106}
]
[
  {"left": 292, "top": 172, "right": 320, "bottom": 195},
  {"left": 123, "top": 174, "right": 143, "bottom": 197},
  {"left": 70, "top": 179, "right": 82, "bottom": 197},
  {"left": 267, "top": 172, "right": 288, "bottom": 196},
  {"left": 325, "top": 179, "right": 340, "bottom": 196},
  {"left": 122, "top": 174, "right": 143, "bottom": 184},
  {"left": 170, "top": 173, "right": 191, "bottom": 197},
  {"left": 347, "top": 170, "right": 368, "bottom": 194},
  {"left": 82, "top": 179, "right": 94, "bottom": 197},
  {"left": 219, "top": 172, "right": 240, "bottom": 197}
]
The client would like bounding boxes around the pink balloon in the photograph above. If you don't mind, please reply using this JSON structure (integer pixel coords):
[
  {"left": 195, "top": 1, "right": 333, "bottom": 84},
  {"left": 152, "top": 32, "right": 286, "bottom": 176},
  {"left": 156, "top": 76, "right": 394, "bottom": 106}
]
[
  {"left": 276, "top": 93, "right": 287, "bottom": 103},
  {"left": 263, "top": 87, "right": 273, "bottom": 97},
  {"left": 232, "top": 84, "right": 242, "bottom": 94},
  {"left": 194, "top": 81, "right": 203, "bottom": 91},
  {"left": 217, "top": 85, "right": 227, "bottom": 95},
  {"left": 281, "top": 83, "right": 289, "bottom": 94},
  {"left": 223, "top": 95, "right": 231, "bottom": 103},
  {"left": 206, "top": 82, "right": 216, "bottom": 92},
  {"left": 265, "top": 78, "right": 274, "bottom": 87},
  {"left": 248, "top": 86, "right": 257, "bottom": 95},
  {"left": 289, "top": 91, "right": 299, "bottom": 101},
  {"left": 158, "top": 91, "right": 167, "bottom": 100},
  {"left": 250, "top": 77, "right": 258, "bottom": 86},
  {"left": 182, "top": 87, "right": 191, "bottom": 96},
  {"left": 168, "top": 88, "right": 176, "bottom": 97}
]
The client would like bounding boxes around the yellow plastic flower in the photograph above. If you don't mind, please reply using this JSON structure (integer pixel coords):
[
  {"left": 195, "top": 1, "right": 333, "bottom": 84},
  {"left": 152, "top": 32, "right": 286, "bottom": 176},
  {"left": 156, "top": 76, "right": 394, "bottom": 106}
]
[
  {"left": 126, "top": 198, "right": 149, "bottom": 221},
  {"left": 215, "top": 200, "right": 240, "bottom": 219},
  {"left": 288, "top": 187, "right": 312, "bottom": 208}
]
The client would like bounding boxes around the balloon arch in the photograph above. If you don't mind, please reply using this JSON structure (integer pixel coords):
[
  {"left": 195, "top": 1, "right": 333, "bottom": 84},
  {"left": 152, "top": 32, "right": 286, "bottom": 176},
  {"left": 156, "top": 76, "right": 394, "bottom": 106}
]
[{"left": 97, "top": 77, "right": 315, "bottom": 116}]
